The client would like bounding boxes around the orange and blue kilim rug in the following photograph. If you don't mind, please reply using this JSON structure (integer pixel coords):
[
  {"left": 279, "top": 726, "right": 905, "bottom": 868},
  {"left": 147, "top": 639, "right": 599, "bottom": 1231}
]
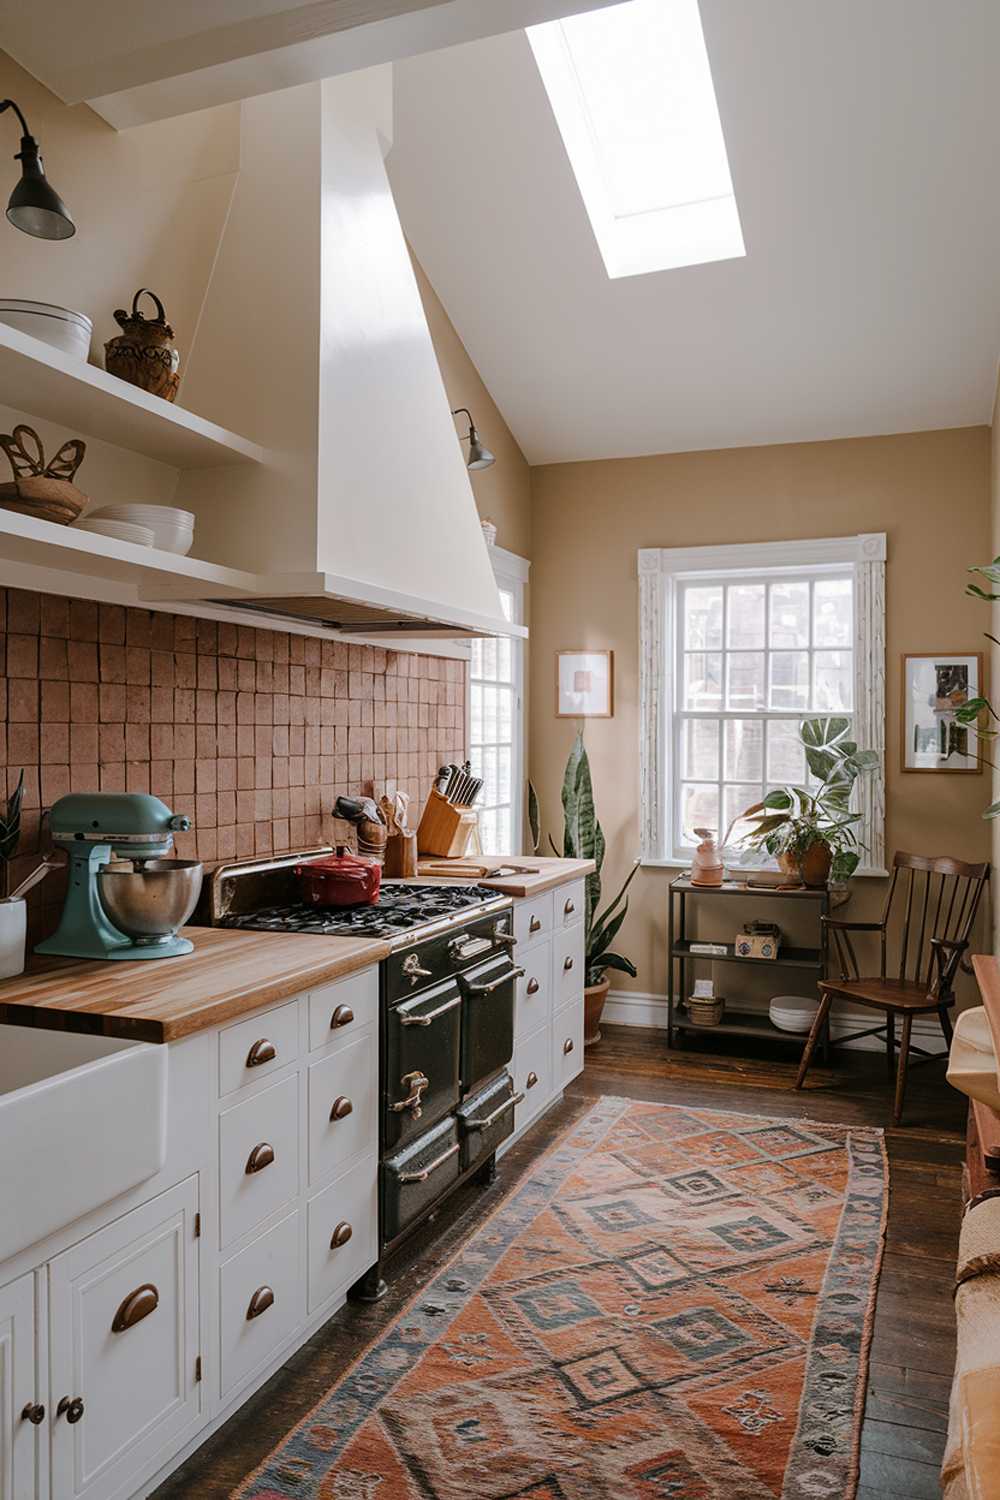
[{"left": 236, "top": 1097, "right": 887, "bottom": 1499}]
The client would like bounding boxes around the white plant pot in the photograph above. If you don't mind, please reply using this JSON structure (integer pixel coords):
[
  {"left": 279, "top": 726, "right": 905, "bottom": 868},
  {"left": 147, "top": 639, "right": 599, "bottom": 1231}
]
[{"left": 0, "top": 899, "right": 27, "bottom": 980}]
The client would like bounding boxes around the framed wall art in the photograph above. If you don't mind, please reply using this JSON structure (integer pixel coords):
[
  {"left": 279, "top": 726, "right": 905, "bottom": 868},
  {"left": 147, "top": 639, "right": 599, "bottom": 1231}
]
[
  {"left": 901, "top": 652, "right": 983, "bottom": 773},
  {"left": 556, "top": 650, "right": 614, "bottom": 718}
]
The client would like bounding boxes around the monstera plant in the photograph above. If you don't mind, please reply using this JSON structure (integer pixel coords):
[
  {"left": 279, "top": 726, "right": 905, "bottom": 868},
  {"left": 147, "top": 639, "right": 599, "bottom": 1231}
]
[
  {"left": 737, "top": 717, "right": 878, "bottom": 886},
  {"left": 529, "top": 732, "right": 638, "bottom": 1044}
]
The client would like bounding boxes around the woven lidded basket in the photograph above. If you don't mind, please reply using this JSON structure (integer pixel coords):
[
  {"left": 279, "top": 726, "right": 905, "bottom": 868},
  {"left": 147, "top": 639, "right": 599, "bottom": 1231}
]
[{"left": 687, "top": 995, "right": 724, "bottom": 1027}]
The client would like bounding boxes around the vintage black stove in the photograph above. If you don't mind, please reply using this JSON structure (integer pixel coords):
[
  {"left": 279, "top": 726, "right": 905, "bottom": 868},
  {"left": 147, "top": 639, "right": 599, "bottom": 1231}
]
[{"left": 206, "top": 851, "right": 523, "bottom": 1297}]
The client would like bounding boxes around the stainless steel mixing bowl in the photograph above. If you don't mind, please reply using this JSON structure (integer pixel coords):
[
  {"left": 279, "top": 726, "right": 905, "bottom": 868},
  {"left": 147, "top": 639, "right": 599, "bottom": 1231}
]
[{"left": 98, "top": 859, "right": 203, "bottom": 945}]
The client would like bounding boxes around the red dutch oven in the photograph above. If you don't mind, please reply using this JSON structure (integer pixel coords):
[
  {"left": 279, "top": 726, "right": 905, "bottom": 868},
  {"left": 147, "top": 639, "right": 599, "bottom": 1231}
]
[{"left": 295, "top": 848, "right": 382, "bottom": 908}]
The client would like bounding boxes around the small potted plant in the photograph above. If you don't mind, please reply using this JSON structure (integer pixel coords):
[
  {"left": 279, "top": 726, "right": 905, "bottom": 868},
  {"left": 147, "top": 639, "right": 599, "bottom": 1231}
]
[
  {"left": 0, "top": 770, "right": 26, "bottom": 978},
  {"left": 737, "top": 718, "right": 878, "bottom": 886},
  {"left": 529, "top": 733, "right": 638, "bottom": 1044}
]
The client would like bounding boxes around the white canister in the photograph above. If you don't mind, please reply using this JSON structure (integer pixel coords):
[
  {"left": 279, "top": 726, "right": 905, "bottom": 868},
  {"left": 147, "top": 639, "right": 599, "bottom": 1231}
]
[{"left": 0, "top": 898, "right": 26, "bottom": 980}]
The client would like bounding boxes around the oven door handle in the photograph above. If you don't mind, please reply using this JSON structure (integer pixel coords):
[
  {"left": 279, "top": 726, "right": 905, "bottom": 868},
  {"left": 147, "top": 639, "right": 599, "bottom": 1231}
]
[
  {"left": 397, "top": 1142, "right": 460, "bottom": 1184},
  {"left": 464, "top": 1092, "right": 525, "bottom": 1131},
  {"left": 464, "top": 966, "right": 525, "bottom": 997},
  {"left": 399, "top": 994, "right": 462, "bottom": 1027}
]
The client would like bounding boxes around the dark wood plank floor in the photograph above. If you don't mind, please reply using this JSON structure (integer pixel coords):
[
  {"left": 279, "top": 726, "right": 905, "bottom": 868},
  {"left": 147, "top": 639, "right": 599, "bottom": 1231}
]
[{"left": 154, "top": 1025, "right": 965, "bottom": 1499}]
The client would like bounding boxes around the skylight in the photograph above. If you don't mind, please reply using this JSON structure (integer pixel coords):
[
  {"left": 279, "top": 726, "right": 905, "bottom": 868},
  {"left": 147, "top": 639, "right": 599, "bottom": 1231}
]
[{"left": 526, "top": 0, "right": 745, "bottom": 279}]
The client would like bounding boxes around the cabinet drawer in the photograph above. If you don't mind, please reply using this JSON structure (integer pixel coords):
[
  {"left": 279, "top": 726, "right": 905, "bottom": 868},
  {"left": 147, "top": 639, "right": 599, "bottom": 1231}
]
[
  {"left": 219, "top": 1074, "right": 299, "bottom": 1249},
  {"left": 0, "top": 1272, "right": 36, "bottom": 1500},
  {"left": 557, "top": 879, "right": 586, "bottom": 929},
  {"left": 553, "top": 996, "right": 585, "bottom": 1093},
  {"left": 512, "top": 1024, "right": 552, "bottom": 1133},
  {"left": 514, "top": 943, "right": 552, "bottom": 1040},
  {"left": 308, "top": 969, "right": 379, "bottom": 1053},
  {"left": 307, "top": 1155, "right": 378, "bottom": 1314},
  {"left": 307, "top": 1028, "right": 378, "bottom": 1189},
  {"left": 48, "top": 1177, "right": 200, "bottom": 1500},
  {"left": 513, "top": 892, "right": 552, "bottom": 948},
  {"left": 220, "top": 1210, "right": 302, "bottom": 1400},
  {"left": 219, "top": 999, "right": 299, "bottom": 1098},
  {"left": 552, "top": 922, "right": 585, "bottom": 1010}
]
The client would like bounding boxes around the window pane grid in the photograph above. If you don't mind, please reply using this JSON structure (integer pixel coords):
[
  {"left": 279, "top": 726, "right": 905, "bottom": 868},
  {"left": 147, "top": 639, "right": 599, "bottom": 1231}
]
[
  {"left": 470, "top": 585, "right": 519, "bottom": 857},
  {"left": 674, "top": 572, "right": 853, "bottom": 852}
]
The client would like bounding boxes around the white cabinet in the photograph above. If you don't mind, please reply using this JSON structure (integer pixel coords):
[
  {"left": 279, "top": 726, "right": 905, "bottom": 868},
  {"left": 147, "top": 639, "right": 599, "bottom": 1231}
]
[
  {"left": 307, "top": 1156, "right": 379, "bottom": 1315},
  {"left": 0, "top": 1273, "right": 37, "bottom": 1500},
  {"left": 307, "top": 1030, "right": 377, "bottom": 1189},
  {"left": 218, "top": 1073, "right": 300, "bottom": 1248},
  {"left": 219, "top": 1000, "right": 300, "bottom": 1098},
  {"left": 219, "top": 1211, "right": 302, "bottom": 1401},
  {"left": 48, "top": 1178, "right": 200, "bottom": 1500}
]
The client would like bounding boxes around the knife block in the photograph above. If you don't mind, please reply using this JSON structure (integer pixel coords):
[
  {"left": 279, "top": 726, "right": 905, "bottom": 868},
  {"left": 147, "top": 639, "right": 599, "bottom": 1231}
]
[{"left": 417, "top": 789, "right": 478, "bottom": 858}]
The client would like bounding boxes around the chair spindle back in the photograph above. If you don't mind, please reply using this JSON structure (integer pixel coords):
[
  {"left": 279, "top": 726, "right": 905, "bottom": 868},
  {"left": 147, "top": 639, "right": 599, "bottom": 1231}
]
[{"left": 882, "top": 852, "right": 989, "bottom": 997}]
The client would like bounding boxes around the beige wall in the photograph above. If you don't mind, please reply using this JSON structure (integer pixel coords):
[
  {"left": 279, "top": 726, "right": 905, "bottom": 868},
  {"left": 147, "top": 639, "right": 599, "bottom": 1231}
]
[
  {"left": 992, "top": 377, "right": 1000, "bottom": 949},
  {"left": 530, "top": 427, "right": 992, "bottom": 1001}
]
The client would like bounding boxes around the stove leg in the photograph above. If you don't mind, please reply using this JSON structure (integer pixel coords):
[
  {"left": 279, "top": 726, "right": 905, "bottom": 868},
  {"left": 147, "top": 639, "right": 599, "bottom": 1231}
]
[
  {"left": 476, "top": 1152, "right": 498, "bottom": 1187},
  {"left": 348, "top": 1261, "right": 387, "bottom": 1303}
]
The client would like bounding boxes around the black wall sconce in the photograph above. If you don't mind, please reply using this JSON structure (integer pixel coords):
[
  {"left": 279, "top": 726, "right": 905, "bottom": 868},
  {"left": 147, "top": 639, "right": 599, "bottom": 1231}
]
[
  {"left": 1, "top": 99, "right": 75, "bottom": 240},
  {"left": 451, "top": 407, "right": 495, "bottom": 470}
]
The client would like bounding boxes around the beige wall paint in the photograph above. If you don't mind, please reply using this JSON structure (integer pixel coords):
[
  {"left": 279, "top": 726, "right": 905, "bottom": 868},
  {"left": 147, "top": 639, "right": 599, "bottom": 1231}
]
[
  {"left": 412, "top": 255, "right": 532, "bottom": 562},
  {"left": 991, "top": 376, "right": 1000, "bottom": 949},
  {"left": 530, "top": 427, "right": 992, "bottom": 1003}
]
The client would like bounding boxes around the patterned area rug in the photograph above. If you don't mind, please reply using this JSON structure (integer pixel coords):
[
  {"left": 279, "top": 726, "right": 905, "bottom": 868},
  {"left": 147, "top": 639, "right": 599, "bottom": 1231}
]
[{"left": 236, "top": 1098, "right": 887, "bottom": 1500}]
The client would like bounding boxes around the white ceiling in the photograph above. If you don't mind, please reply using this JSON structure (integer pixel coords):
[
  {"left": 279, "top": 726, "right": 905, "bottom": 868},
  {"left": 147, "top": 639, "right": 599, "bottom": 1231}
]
[{"left": 388, "top": 0, "right": 1000, "bottom": 464}]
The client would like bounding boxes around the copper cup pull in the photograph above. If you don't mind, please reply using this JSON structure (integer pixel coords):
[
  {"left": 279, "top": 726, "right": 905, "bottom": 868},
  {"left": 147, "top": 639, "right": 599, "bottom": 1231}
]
[
  {"left": 526, "top": 1070, "right": 539, "bottom": 1089},
  {"left": 330, "top": 1005, "right": 355, "bottom": 1029},
  {"left": 246, "top": 1038, "right": 276, "bottom": 1068},
  {"left": 246, "top": 1141, "right": 275, "bottom": 1174},
  {"left": 330, "top": 1095, "right": 354, "bottom": 1122},
  {"left": 330, "top": 1221, "right": 353, "bottom": 1249},
  {"left": 529, "top": 916, "right": 542, "bottom": 933},
  {"left": 563, "top": 956, "right": 574, "bottom": 971},
  {"left": 21, "top": 1402, "right": 45, "bottom": 1425},
  {"left": 526, "top": 977, "right": 540, "bottom": 996},
  {"left": 563, "top": 1038, "right": 574, "bottom": 1055},
  {"left": 564, "top": 899, "right": 576, "bottom": 916},
  {"left": 57, "top": 1396, "right": 84, "bottom": 1424},
  {"left": 247, "top": 1285, "right": 274, "bottom": 1320},
  {"left": 111, "top": 1283, "right": 159, "bottom": 1334}
]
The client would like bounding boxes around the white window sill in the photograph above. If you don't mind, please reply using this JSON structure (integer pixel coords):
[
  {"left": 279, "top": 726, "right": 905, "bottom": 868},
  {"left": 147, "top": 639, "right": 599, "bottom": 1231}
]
[{"left": 640, "top": 856, "right": 890, "bottom": 878}]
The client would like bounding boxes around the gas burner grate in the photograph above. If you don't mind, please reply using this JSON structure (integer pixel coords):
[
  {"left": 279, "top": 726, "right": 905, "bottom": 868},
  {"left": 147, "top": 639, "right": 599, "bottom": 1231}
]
[{"left": 220, "top": 883, "right": 499, "bottom": 939}]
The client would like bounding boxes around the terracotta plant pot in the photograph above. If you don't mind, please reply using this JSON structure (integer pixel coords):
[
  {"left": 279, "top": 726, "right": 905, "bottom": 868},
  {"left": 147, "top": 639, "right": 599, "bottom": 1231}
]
[
  {"left": 584, "top": 975, "right": 610, "bottom": 1047},
  {"left": 777, "top": 851, "right": 801, "bottom": 879},
  {"left": 800, "top": 840, "right": 833, "bottom": 888}
]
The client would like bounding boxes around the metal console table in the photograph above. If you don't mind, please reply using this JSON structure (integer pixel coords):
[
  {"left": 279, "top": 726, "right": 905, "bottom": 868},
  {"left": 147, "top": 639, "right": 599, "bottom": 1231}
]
[{"left": 668, "top": 874, "right": 830, "bottom": 1054}]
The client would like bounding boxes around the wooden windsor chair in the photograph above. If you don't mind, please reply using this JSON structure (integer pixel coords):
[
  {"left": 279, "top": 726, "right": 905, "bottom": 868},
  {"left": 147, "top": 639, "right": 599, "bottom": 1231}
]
[{"left": 794, "top": 851, "right": 990, "bottom": 1124}]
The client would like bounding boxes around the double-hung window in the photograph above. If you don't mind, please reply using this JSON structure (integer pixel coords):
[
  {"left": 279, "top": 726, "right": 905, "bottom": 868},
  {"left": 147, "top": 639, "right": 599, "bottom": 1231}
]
[
  {"left": 469, "top": 546, "right": 529, "bottom": 855},
  {"left": 639, "top": 535, "right": 886, "bottom": 872}
]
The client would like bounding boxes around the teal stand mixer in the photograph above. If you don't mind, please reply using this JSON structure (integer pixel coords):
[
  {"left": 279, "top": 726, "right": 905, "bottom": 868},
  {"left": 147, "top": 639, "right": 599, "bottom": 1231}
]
[{"left": 36, "top": 793, "right": 203, "bottom": 962}]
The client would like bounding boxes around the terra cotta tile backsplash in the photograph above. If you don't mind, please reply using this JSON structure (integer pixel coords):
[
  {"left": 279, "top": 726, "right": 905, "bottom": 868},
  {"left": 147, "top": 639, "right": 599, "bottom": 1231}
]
[{"left": 0, "top": 587, "right": 466, "bottom": 941}]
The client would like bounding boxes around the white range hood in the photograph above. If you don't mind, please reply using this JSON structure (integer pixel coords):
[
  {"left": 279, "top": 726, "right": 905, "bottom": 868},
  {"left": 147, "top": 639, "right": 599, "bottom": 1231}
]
[{"left": 165, "top": 67, "right": 520, "bottom": 640}]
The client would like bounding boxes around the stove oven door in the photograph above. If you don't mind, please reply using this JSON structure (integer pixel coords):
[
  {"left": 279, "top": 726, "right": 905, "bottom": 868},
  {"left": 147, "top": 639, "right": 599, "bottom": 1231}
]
[
  {"left": 385, "top": 978, "right": 462, "bottom": 1151},
  {"left": 457, "top": 1070, "right": 520, "bottom": 1171},
  {"left": 383, "top": 1114, "right": 460, "bottom": 1245},
  {"left": 460, "top": 955, "right": 522, "bottom": 1095}
]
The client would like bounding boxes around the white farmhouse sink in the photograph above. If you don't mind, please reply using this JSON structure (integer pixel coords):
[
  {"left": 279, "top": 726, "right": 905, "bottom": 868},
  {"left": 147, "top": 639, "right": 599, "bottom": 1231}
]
[{"left": 0, "top": 1025, "right": 167, "bottom": 1264}]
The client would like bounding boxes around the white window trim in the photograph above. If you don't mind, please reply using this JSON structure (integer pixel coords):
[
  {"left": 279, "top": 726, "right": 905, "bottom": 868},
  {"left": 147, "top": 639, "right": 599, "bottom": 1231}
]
[
  {"left": 638, "top": 533, "right": 886, "bottom": 874},
  {"left": 466, "top": 544, "right": 529, "bottom": 856}
]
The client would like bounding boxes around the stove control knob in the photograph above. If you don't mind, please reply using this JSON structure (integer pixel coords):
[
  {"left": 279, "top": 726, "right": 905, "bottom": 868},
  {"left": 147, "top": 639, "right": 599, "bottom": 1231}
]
[{"left": 402, "top": 953, "right": 433, "bottom": 986}]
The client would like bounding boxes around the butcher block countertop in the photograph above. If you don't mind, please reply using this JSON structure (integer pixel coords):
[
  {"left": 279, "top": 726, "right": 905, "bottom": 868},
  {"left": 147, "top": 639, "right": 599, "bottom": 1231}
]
[
  {"left": 416, "top": 855, "right": 595, "bottom": 899},
  {"left": 0, "top": 927, "right": 388, "bottom": 1044}
]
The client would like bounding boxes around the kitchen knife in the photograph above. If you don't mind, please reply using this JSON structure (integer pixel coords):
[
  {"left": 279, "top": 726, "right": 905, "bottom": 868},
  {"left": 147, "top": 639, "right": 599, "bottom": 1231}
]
[
  {"left": 450, "top": 771, "right": 469, "bottom": 804},
  {"left": 443, "top": 764, "right": 461, "bottom": 800},
  {"left": 434, "top": 765, "right": 451, "bottom": 794},
  {"left": 465, "top": 777, "right": 483, "bottom": 806}
]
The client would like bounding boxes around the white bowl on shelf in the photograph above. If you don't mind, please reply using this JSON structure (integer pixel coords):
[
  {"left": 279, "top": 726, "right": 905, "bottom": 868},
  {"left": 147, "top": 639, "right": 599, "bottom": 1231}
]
[
  {"left": 0, "top": 299, "right": 92, "bottom": 361},
  {"left": 769, "top": 995, "right": 820, "bottom": 1033},
  {"left": 88, "top": 504, "right": 194, "bottom": 555},
  {"left": 74, "top": 517, "right": 156, "bottom": 547}
]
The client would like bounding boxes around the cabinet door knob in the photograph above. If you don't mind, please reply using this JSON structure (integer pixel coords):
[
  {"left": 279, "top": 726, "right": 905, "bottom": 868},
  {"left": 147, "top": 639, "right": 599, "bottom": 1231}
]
[
  {"left": 330, "top": 1005, "right": 355, "bottom": 1029},
  {"left": 246, "top": 1038, "right": 276, "bottom": 1068},
  {"left": 330, "top": 1095, "right": 354, "bottom": 1122},
  {"left": 111, "top": 1283, "right": 159, "bottom": 1334},
  {"left": 563, "top": 1038, "right": 574, "bottom": 1055},
  {"left": 247, "top": 1286, "right": 274, "bottom": 1320},
  {"left": 529, "top": 916, "right": 542, "bottom": 933},
  {"left": 526, "top": 1070, "right": 539, "bottom": 1089},
  {"left": 563, "top": 956, "right": 574, "bottom": 971},
  {"left": 564, "top": 899, "right": 576, "bottom": 916},
  {"left": 21, "top": 1402, "right": 45, "bottom": 1425},
  {"left": 57, "top": 1396, "right": 84, "bottom": 1424},
  {"left": 330, "top": 1221, "right": 353, "bottom": 1250},
  {"left": 246, "top": 1141, "right": 275, "bottom": 1174},
  {"left": 526, "top": 977, "right": 540, "bottom": 996}
]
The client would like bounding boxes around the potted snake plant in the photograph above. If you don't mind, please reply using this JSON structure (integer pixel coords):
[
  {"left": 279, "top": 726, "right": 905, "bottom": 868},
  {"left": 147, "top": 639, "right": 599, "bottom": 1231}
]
[{"left": 529, "top": 732, "right": 638, "bottom": 1045}]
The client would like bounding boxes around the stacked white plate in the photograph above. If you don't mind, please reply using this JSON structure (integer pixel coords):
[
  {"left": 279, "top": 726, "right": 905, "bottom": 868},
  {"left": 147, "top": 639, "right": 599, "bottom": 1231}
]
[
  {"left": 769, "top": 995, "right": 820, "bottom": 1033},
  {"left": 87, "top": 505, "right": 195, "bottom": 555},
  {"left": 0, "top": 299, "right": 92, "bottom": 360},
  {"left": 74, "top": 517, "right": 155, "bottom": 547}
]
